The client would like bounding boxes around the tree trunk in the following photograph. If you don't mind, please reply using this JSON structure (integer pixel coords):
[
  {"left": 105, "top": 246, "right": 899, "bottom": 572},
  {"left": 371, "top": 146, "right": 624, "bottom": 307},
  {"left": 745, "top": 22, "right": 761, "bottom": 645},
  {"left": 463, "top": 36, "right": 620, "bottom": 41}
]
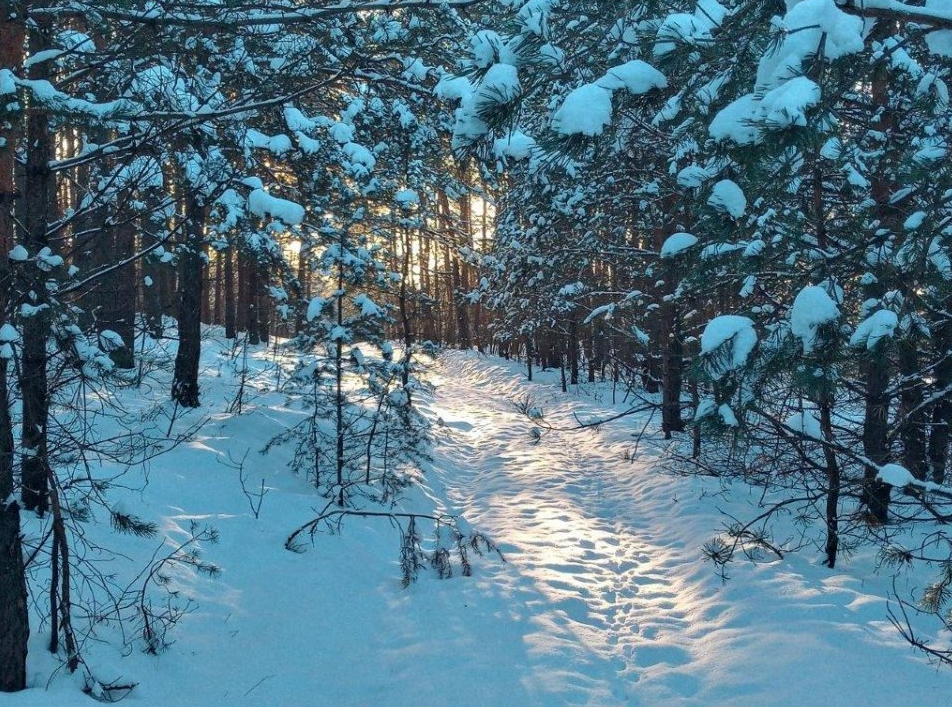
[
  {"left": 335, "top": 253, "right": 346, "bottom": 507},
  {"left": 525, "top": 336, "right": 533, "bottom": 381},
  {"left": 294, "top": 243, "right": 307, "bottom": 334},
  {"left": 0, "top": 367, "right": 27, "bottom": 690},
  {"left": 821, "top": 399, "right": 841, "bottom": 569},
  {"left": 569, "top": 320, "right": 579, "bottom": 386},
  {"left": 224, "top": 247, "right": 236, "bottom": 339},
  {"left": 899, "top": 339, "right": 927, "bottom": 480},
  {"left": 861, "top": 344, "right": 891, "bottom": 522},
  {"left": 142, "top": 252, "right": 164, "bottom": 339},
  {"left": 213, "top": 250, "right": 224, "bottom": 326},
  {"left": 0, "top": 5, "right": 28, "bottom": 686},
  {"left": 660, "top": 257, "right": 684, "bottom": 437},
  {"left": 245, "top": 255, "right": 260, "bottom": 346},
  {"left": 97, "top": 217, "right": 136, "bottom": 369},
  {"left": 928, "top": 313, "right": 952, "bottom": 484},
  {"left": 257, "top": 272, "right": 270, "bottom": 345},
  {"left": 171, "top": 194, "right": 205, "bottom": 408},
  {"left": 237, "top": 252, "right": 250, "bottom": 335},
  {"left": 20, "top": 17, "right": 54, "bottom": 514},
  {"left": 452, "top": 257, "right": 470, "bottom": 350},
  {"left": 200, "top": 245, "right": 212, "bottom": 326}
]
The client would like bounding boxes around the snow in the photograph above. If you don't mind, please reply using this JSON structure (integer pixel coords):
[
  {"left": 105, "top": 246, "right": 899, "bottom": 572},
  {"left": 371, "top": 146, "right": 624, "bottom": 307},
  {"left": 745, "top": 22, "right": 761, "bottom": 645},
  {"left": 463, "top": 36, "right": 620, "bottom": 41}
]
[
  {"left": 98, "top": 330, "right": 125, "bottom": 352},
  {"left": 760, "top": 76, "right": 822, "bottom": 128},
  {"left": 744, "top": 240, "right": 766, "bottom": 257},
  {"left": 0, "top": 68, "right": 16, "bottom": 95},
  {"left": 904, "top": 211, "right": 927, "bottom": 230},
  {"left": 878, "top": 462, "right": 952, "bottom": 495},
  {"left": 470, "top": 30, "right": 503, "bottom": 68},
  {"left": 654, "top": 13, "right": 713, "bottom": 57},
  {"left": 597, "top": 60, "right": 668, "bottom": 95},
  {"left": 785, "top": 410, "right": 823, "bottom": 440},
  {"left": 790, "top": 286, "right": 840, "bottom": 354},
  {"left": 341, "top": 142, "right": 377, "bottom": 176},
  {"left": 554, "top": 60, "right": 666, "bottom": 138},
  {"left": 707, "top": 180, "right": 747, "bottom": 218},
  {"left": 677, "top": 165, "right": 713, "bottom": 188},
  {"left": 660, "top": 232, "right": 699, "bottom": 259},
  {"left": 850, "top": 310, "right": 899, "bottom": 350},
  {"left": 710, "top": 78, "right": 820, "bottom": 142},
  {"left": 245, "top": 129, "right": 293, "bottom": 155},
  {"left": 475, "top": 63, "right": 521, "bottom": 108},
  {"left": 435, "top": 75, "right": 474, "bottom": 102},
  {"left": 493, "top": 131, "right": 537, "bottom": 161},
  {"left": 759, "top": 0, "right": 864, "bottom": 90},
  {"left": 926, "top": 29, "right": 952, "bottom": 58},
  {"left": 709, "top": 94, "right": 762, "bottom": 144},
  {"left": 353, "top": 293, "right": 383, "bottom": 318},
  {"left": 924, "top": 0, "right": 952, "bottom": 57},
  {"left": 517, "top": 0, "right": 555, "bottom": 36},
  {"left": 718, "top": 403, "right": 739, "bottom": 427},
  {"left": 878, "top": 463, "right": 915, "bottom": 488},
  {"left": 553, "top": 84, "right": 613, "bottom": 137},
  {"left": 929, "top": 238, "right": 952, "bottom": 280},
  {"left": 35, "top": 246, "right": 63, "bottom": 271},
  {"left": 0, "top": 322, "right": 19, "bottom": 342},
  {"left": 247, "top": 188, "right": 305, "bottom": 226},
  {"left": 700, "top": 315, "right": 758, "bottom": 373},
  {"left": 330, "top": 121, "right": 355, "bottom": 144},
  {"left": 5, "top": 342, "right": 949, "bottom": 707},
  {"left": 18, "top": 78, "right": 130, "bottom": 118},
  {"left": 395, "top": 189, "right": 419, "bottom": 206},
  {"left": 306, "top": 296, "right": 326, "bottom": 322}
]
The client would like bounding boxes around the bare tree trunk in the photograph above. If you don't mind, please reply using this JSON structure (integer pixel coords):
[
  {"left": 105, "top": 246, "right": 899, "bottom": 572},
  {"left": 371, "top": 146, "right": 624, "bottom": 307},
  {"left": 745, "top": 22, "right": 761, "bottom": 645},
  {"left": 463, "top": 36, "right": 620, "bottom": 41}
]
[
  {"left": 224, "top": 246, "right": 236, "bottom": 339},
  {"left": 454, "top": 185, "right": 472, "bottom": 350},
  {"left": 452, "top": 258, "right": 470, "bottom": 349},
  {"left": 257, "top": 271, "right": 270, "bottom": 345},
  {"left": 661, "top": 316, "right": 684, "bottom": 438},
  {"left": 660, "top": 247, "right": 684, "bottom": 437},
  {"left": 0, "top": 4, "right": 28, "bottom": 687},
  {"left": 171, "top": 192, "right": 206, "bottom": 408},
  {"left": 142, "top": 252, "right": 164, "bottom": 339},
  {"left": 20, "top": 16, "right": 54, "bottom": 514},
  {"left": 899, "top": 339, "right": 928, "bottom": 480},
  {"left": 245, "top": 255, "right": 260, "bottom": 346},
  {"left": 98, "top": 217, "right": 136, "bottom": 368},
  {"left": 335, "top": 248, "right": 346, "bottom": 507},
  {"left": 569, "top": 320, "right": 579, "bottom": 385},
  {"left": 861, "top": 22, "right": 899, "bottom": 514},
  {"left": 861, "top": 343, "right": 891, "bottom": 522},
  {"left": 0, "top": 352, "right": 26, "bottom": 691},
  {"left": 442, "top": 242, "right": 454, "bottom": 346},
  {"left": 399, "top": 225, "right": 413, "bottom": 386},
  {"left": 237, "top": 252, "right": 250, "bottom": 335},
  {"left": 525, "top": 336, "right": 533, "bottom": 381},
  {"left": 201, "top": 245, "right": 212, "bottom": 326},
  {"left": 294, "top": 243, "right": 308, "bottom": 334},
  {"left": 929, "top": 313, "right": 952, "bottom": 483},
  {"left": 213, "top": 250, "right": 224, "bottom": 326},
  {"left": 821, "top": 399, "right": 841, "bottom": 568}
]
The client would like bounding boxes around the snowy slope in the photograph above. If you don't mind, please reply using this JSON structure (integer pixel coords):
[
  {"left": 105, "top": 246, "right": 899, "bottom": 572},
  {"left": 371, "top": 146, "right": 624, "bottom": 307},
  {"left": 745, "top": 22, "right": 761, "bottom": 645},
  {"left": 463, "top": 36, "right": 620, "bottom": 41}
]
[{"left": 8, "top": 342, "right": 950, "bottom": 706}]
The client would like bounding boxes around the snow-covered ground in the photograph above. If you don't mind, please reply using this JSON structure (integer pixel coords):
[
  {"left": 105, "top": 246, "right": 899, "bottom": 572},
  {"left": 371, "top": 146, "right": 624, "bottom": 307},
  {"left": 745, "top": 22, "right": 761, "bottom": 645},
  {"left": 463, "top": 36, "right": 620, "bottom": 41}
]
[{"left": 9, "top": 342, "right": 950, "bottom": 705}]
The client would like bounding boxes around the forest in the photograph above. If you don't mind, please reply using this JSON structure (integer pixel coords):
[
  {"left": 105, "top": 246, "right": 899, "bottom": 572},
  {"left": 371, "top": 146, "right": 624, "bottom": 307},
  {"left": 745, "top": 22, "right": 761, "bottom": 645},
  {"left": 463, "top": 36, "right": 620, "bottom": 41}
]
[{"left": 1, "top": 0, "right": 952, "bottom": 705}]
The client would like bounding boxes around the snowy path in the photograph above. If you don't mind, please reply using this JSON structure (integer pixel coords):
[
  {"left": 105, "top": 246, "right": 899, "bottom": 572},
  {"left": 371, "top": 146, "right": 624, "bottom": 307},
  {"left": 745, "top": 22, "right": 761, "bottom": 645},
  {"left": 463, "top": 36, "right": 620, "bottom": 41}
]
[{"left": 421, "top": 351, "right": 949, "bottom": 707}]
